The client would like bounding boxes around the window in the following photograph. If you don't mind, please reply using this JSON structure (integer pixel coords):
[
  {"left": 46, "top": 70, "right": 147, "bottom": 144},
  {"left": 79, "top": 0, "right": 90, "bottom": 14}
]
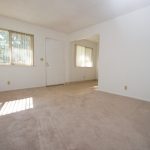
[
  {"left": 0, "top": 30, "right": 10, "bottom": 65},
  {"left": 76, "top": 45, "right": 93, "bottom": 67},
  {"left": 0, "top": 29, "right": 34, "bottom": 66}
]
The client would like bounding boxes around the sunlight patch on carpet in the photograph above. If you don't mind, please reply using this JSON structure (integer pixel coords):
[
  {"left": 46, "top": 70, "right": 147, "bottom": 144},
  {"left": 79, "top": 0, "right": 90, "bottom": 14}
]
[{"left": 0, "top": 97, "right": 33, "bottom": 116}]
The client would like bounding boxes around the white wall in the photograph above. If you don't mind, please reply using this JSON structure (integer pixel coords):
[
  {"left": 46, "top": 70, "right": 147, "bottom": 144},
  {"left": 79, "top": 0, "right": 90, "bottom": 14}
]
[
  {"left": 70, "top": 6, "right": 150, "bottom": 101},
  {"left": 69, "top": 40, "right": 98, "bottom": 82},
  {"left": 0, "top": 16, "right": 68, "bottom": 91},
  {"left": 1, "top": 6, "right": 150, "bottom": 102}
]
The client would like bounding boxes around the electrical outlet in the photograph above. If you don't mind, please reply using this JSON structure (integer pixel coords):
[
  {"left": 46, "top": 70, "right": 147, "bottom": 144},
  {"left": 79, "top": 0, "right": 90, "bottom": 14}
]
[
  {"left": 40, "top": 58, "right": 44, "bottom": 61},
  {"left": 7, "top": 81, "right": 11, "bottom": 85},
  {"left": 124, "top": 85, "right": 127, "bottom": 90},
  {"left": 83, "top": 76, "right": 86, "bottom": 80}
]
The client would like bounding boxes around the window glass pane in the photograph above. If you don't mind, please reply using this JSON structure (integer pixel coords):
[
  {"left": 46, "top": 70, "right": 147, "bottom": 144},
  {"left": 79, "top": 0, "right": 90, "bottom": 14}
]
[
  {"left": 76, "top": 45, "right": 93, "bottom": 67},
  {"left": 0, "top": 30, "right": 10, "bottom": 64},
  {"left": 85, "top": 48, "right": 93, "bottom": 67},
  {"left": 11, "top": 32, "right": 33, "bottom": 66},
  {"left": 76, "top": 45, "right": 85, "bottom": 67}
]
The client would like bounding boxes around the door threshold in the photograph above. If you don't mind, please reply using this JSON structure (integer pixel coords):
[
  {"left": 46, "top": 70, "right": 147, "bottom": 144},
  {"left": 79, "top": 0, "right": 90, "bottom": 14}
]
[{"left": 46, "top": 83, "right": 65, "bottom": 87}]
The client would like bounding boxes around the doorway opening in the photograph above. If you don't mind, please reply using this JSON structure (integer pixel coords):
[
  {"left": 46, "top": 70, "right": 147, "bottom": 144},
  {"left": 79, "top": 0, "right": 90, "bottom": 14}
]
[{"left": 70, "top": 34, "right": 100, "bottom": 87}]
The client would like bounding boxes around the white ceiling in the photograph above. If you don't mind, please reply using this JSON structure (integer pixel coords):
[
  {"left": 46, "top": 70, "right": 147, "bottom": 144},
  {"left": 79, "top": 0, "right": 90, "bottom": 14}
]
[{"left": 0, "top": 0, "right": 150, "bottom": 33}]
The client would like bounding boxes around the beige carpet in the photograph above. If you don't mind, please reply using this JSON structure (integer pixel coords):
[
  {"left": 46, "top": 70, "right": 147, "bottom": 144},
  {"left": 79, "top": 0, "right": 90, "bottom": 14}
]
[{"left": 0, "top": 81, "right": 150, "bottom": 150}]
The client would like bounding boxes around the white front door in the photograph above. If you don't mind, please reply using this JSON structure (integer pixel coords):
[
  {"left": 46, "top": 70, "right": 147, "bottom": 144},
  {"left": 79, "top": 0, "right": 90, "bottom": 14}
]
[{"left": 45, "top": 38, "right": 65, "bottom": 86}]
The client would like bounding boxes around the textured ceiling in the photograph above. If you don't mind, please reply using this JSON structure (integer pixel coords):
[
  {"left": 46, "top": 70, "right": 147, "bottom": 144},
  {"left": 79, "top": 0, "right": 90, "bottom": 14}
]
[{"left": 0, "top": 0, "right": 150, "bottom": 33}]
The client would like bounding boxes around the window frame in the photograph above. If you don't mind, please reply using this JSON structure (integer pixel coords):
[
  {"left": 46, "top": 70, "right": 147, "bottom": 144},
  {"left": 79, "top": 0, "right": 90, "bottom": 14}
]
[
  {"left": 75, "top": 44, "right": 94, "bottom": 68},
  {"left": 0, "top": 28, "right": 34, "bottom": 67}
]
